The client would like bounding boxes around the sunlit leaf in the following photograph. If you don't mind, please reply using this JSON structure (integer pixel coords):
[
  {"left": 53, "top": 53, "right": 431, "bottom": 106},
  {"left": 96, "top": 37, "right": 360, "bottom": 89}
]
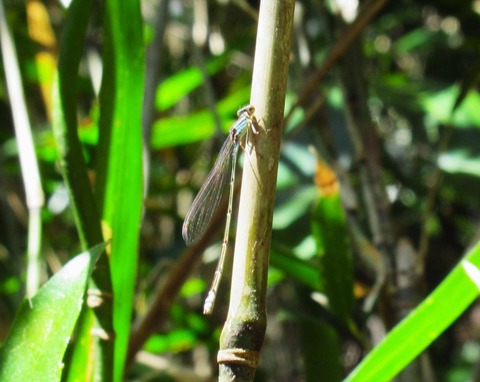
[
  {"left": 0, "top": 244, "right": 105, "bottom": 382},
  {"left": 345, "top": 241, "right": 480, "bottom": 382},
  {"left": 155, "top": 55, "right": 228, "bottom": 111},
  {"left": 270, "top": 245, "right": 322, "bottom": 291},
  {"left": 96, "top": 0, "right": 145, "bottom": 379},
  {"left": 438, "top": 150, "right": 480, "bottom": 177},
  {"left": 151, "top": 87, "right": 250, "bottom": 149},
  {"left": 423, "top": 85, "right": 480, "bottom": 127},
  {"left": 311, "top": 160, "right": 354, "bottom": 324},
  {"left": 144, "top": 330, "right": 198, "bottom": 353}
]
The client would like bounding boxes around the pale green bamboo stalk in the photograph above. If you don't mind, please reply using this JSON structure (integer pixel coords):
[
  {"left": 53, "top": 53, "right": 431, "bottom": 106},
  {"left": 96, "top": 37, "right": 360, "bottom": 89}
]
[
  {"left": 0, "top": 0, "right": 45, "bottom": 297},
  {"left": 218, "top": 1, "right": 295, "bottom": 381}
]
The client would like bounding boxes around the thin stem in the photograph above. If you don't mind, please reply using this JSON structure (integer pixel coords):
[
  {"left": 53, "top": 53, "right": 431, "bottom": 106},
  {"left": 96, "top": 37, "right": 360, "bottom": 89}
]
[{"left": 0, "top": 0, "right": 44, "bottom": 296}]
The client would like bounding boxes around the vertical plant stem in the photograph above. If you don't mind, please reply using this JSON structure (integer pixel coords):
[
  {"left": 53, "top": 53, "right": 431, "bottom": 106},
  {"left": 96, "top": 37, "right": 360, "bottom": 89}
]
[
  {"left": 52, "top": 0, "right": 115, "bottom": 378},
  {"left": 0, "top": 0, "right": 44, "bottom": 296},
  {"left": 218, "top": 1, "right": 295, "bottom": 381}
]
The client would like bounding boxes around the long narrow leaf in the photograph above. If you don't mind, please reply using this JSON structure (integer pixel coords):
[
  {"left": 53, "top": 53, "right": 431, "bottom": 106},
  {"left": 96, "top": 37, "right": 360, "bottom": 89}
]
[
  {"left": 52, "top": 0, "right": 115, "bottom": 378},
  {"left": 345, "top": 241, "right": 480, "bottom": 381},
  {"left": 97, "top": 0, "right": 144, "bottom": 380}
]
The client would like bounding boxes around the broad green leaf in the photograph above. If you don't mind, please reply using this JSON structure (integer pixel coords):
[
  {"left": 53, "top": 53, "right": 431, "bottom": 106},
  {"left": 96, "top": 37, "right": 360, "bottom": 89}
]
[
  {"left": 0, "top": 243, "right": 105, "bottom": 382},
  {"left": 345, "top": 241, "right": 480, "bottom": 382}
]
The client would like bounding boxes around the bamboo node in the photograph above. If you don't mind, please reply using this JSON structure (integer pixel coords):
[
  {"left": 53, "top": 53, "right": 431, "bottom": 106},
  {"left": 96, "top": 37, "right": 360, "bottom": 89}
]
[{"left": 217, "top": 348, "right": 260, "bottom": 368}]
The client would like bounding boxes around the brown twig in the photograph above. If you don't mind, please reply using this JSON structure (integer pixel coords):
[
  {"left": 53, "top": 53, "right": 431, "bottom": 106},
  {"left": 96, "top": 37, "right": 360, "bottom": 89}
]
[{"left": 285, "top": 0, "right": 390, "bottom": 124}]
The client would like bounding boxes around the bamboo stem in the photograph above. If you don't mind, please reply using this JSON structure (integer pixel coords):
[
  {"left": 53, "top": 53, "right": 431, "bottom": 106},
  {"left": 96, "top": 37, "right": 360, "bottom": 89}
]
[{"left": 218, "top": 1, "right": 295, "bottom": 381}]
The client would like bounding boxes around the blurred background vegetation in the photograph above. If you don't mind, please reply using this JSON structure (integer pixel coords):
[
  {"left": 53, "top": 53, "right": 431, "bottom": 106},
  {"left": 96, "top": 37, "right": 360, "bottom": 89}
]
[{"left": 1, "top": 0, "right": 480, "bottom": 381}]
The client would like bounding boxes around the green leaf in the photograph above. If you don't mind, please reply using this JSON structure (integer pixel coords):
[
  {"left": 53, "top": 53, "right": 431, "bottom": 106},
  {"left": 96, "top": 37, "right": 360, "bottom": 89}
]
[
  {"left": 438, "top": 150, "right": 480, "bottom": 177},
  {"left": 0, "top": 243, "right": 105, "bottom": 382},
  {"left": 311, "top": 192, "right": 354, "bottom": 324},
  {"left": 144, "top": 330, "right": 198, "bottom": 353},
  {"left": 97, "top": 0, "right": 145, "bottom": 380},
  {"left": 180, "top": 278, "right": 206, "bottom": 298},
  {"left": 63, "top": 309, "right": 96, "bottom": 382},
  {"left": 422, "top": 85, "right": 480, "bottom": 127},
  {"left": 155, "top": 55, "right": 228, "bottom": 111},
  {"left": 270, "top": 245, "right": 322, "bottom": 291},
  {"left": 272, "top": 186, "right": 317, "bottom": 230},
  {"left": 345, "top": 241, "right": 480, "bottom": 382},
  {"left": 150, "top": 86, "right": 251, "bottom": 149},
  {"left": 151, "top": 109, "right": 215, "bottom": 149},
  {"left": 393, "top": 28, "right": 435, "bottom": 54},
  {"left": 51, "top": 0, "right": 115, "bottom": 377},
  {"left": 301, "top": 317, "right": 342, "bottom": 382}
]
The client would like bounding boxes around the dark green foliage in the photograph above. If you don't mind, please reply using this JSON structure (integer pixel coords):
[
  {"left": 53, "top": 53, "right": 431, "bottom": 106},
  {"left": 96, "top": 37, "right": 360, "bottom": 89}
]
[{"left": 2, "top": 0, "right": 480, "bottom": 380}]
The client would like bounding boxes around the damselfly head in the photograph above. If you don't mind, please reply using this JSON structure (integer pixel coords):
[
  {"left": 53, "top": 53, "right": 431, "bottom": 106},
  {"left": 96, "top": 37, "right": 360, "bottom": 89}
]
[{"left": 237, "top": 104, "right": 255, "bottom": 118}]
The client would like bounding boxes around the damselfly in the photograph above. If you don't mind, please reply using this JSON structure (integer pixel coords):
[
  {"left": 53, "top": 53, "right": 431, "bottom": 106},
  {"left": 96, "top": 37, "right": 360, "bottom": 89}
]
[{"left": 182, "top": 105, "right": 258, "bottom": 314}]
